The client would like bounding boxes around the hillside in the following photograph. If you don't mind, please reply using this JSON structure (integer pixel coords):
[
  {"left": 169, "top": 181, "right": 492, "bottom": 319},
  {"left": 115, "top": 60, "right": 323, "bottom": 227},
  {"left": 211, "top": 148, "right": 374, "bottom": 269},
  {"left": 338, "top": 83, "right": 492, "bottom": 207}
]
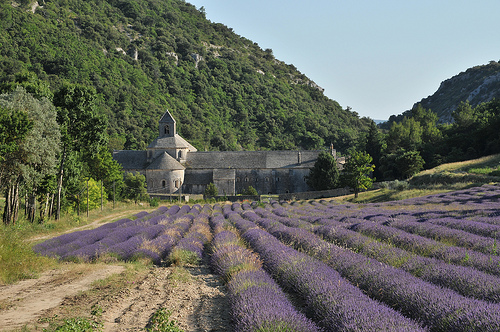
[
  {"left": 0, "top": 0, "right": 369, "bottom": 152},
  {"left": 415, "top": 60, "right": 500, "bottom": 123}
]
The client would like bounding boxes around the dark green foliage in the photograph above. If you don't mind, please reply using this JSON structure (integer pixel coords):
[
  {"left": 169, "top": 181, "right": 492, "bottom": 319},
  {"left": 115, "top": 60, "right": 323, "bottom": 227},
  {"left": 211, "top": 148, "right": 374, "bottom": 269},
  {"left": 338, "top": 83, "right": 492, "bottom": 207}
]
[
  {"left": 0, "top": 0, "right": 368, "bottom": 152},
  {"left": 306, "top": 151, "right": 340, "bottom": 190},
  {"left": 53, "top": 83, "right": 108, "bottom": 219},
  {"left": 0, "top": 105, "right": 34, "bottom": 181},
  {"left": 87, "top": 145, "right": 124, "bottom": 199},
  {"left": 242, "top": 185, "right": 258, "bottom": 196},
  {"left": 204, "top": 182, "right": 218, "bottom": 197},
  {"left": 341, "top": 149, "right": 375, "bottom": 198},
  {"left": 380, "top": 149, "right": 424, "bottom": 180},
  {"left": 359, "top": 120, "right": 384, "bottom": 180},
  {"left": 123, "top": 172, "right": 148, "bottom": 203}
]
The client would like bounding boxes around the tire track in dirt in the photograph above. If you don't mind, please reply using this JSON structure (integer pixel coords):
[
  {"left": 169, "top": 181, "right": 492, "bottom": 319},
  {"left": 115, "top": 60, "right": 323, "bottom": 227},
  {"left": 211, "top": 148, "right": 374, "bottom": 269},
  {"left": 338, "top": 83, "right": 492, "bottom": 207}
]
[{"left": 100, "top": 264, "right": 232, "bottom": 332}]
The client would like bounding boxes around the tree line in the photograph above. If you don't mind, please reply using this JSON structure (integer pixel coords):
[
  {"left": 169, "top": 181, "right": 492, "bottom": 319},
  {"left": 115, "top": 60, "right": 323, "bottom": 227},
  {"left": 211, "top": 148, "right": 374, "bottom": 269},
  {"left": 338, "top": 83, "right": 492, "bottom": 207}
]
[
  {"left": 307, "top": 99, "right": 500, "bottom": 194},
  {"left": 0, "top": 83, "right": 147, "bottom": 224}
]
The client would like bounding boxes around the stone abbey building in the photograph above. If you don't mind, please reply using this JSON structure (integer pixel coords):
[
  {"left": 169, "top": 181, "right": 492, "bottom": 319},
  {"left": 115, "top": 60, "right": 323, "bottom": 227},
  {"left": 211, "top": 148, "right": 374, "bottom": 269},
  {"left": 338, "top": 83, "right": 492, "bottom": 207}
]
[{"left": 113, "top": 110, "right": 332, "bottom": 196}]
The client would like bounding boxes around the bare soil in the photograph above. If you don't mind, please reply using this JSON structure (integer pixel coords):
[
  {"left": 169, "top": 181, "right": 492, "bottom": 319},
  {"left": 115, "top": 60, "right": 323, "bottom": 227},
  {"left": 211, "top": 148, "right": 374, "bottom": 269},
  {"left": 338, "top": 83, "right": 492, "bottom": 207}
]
[
  {"left": 99, "top": 264, "right": 231, "bottom": 332},
  {"left": 0, "top": 264, "right": 125, "bottom": 330}
]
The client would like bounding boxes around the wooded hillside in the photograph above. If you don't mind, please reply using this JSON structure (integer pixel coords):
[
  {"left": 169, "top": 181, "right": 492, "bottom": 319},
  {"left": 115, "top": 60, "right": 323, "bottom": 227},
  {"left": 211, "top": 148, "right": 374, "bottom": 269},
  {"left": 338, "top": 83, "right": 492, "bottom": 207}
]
[{"left": 0, "top": 0, "right": 370, "bottom": 152}]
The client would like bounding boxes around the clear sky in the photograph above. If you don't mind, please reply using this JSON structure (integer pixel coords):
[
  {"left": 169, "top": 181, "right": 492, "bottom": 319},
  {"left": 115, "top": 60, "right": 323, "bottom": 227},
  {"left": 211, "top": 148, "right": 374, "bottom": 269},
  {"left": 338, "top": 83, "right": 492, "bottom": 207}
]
[{"left": 186, "top": 0, "right": 500, "bottom": 120}]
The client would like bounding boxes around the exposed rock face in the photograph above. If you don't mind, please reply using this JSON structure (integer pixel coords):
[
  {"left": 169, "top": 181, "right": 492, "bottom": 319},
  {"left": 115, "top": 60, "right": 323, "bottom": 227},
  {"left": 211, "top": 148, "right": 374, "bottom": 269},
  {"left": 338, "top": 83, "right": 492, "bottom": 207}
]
[
  {"left": 166, "top": 52, "right": 179, "bottom": 66},
  {"left": 191, "top": 53, "right": 203, "bottom": 68}
]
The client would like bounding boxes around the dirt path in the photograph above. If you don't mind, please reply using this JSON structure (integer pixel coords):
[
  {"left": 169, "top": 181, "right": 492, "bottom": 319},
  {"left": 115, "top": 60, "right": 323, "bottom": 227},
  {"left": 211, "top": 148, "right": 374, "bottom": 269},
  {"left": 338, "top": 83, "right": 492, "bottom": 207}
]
[
  {"left": 0, "top": 264, "right": 125, "bottom": 331},
  {"left": 0, "top": 262, "right": 232, "bottom": 331}
]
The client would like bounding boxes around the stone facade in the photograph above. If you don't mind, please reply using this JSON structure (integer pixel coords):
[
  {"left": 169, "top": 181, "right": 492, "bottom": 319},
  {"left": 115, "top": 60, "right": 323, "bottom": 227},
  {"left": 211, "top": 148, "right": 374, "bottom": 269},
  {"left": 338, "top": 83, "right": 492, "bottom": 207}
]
[{"left": 113, "top": 110, "right": 334, "bottom": 195}]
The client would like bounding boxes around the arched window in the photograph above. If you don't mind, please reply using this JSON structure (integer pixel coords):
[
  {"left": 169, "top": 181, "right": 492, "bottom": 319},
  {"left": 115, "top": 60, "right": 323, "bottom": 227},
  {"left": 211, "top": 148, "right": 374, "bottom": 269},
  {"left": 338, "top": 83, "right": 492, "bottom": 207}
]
[
  {"left": 265, "top": 177, "right": 269, "bottom": 182},
  {"left": 164, "top": 125, "right": 170, "bottom": 135},
  {"left": 245, "top": 177, "right": 249, "bottom": 182},
  {"left": 162, "top": 180, "right": 166, "bottom": 188},
  {"left": 178, "top": 150, "right": 182, "bottom": 159},
  {"left": 174, "top": 180, "right": 180, "bottom": 188}
]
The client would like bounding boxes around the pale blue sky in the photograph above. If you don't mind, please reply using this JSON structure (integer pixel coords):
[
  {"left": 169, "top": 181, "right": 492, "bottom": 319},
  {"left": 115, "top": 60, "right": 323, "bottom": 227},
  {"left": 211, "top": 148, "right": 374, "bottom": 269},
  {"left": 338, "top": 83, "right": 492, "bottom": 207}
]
[{"left": 187, "top": 0, "right": 500, "bottom": 120}]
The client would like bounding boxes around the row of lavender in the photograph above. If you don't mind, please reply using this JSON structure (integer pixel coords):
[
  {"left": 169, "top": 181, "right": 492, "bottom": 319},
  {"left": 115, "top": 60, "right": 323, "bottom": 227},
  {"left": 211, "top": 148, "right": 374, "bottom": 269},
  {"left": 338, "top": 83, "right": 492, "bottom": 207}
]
[
  {"left": 33, "top": 205, "right": 203, "bottom": 264},
  {"left": 209, "top": 206, "right": 321, "bottom": 331}
]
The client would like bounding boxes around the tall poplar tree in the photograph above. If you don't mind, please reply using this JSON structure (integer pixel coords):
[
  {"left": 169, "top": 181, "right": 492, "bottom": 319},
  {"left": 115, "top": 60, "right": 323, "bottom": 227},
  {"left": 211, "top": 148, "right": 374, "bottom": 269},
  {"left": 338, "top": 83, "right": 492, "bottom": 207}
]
[
  {"left": 306, "top": 151, "right": 340, "bottom": 191},
  {"left": 53, "top": 83, "right": 107, "bottom": 219}
]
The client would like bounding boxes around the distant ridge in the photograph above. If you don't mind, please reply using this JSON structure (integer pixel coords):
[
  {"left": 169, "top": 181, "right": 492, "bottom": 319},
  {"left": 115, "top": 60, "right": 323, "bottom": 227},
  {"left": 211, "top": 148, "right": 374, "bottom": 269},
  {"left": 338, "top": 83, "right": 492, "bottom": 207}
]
[{"left": 415, "top": 60, "right": 500, "bottom": 123}]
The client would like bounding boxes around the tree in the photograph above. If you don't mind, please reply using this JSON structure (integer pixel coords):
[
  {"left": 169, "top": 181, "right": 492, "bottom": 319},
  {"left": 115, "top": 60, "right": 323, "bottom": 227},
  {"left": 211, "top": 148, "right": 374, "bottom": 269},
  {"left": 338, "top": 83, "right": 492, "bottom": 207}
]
[
  {"left": 306, "top": 151, "right": 340, "bottom": 190},
  {"left": 87, "top": 145, "right": 124, "bottom": 199},
  {"left": 53, "top": 83, "right": 107, "bottom": 219},
  {"left": 0, "top": 87, "right": 60, "bottom": 224},
  {"left": 341, "top": 149, "right": 375, "bottom": 198},
  {"left": 395, "top": 150, "right": 425, "bottom": 179},
  {"left": 386, "top": 117, "right": 423, "bottom": 153},
  {"left": 361, "top": 120, "right": 384, "bottom": 180},
  {"left": 79, "top": 178, "right": 108, "bottom": 212},
  {"left": 204, "top": 182, "right": 218, "bottom": 198},
  {"left": 123, "top": 172, "right": 148, "bottom": 204},
  {"left": 0, "top": 105, "right": 33, "bottom": 190},
  {"left": 379, "top": 149, "right": 425, "bottom": 181},
  {"left": 242, "top": 185, "right": 258, "bottom": 196}
]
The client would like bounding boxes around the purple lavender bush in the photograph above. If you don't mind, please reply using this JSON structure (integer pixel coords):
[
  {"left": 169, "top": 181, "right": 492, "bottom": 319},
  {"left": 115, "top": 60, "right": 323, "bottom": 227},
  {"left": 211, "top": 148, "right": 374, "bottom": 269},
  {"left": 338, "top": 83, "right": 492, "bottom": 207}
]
[
  {"left": 233, "top": 213, "right": 424, "bottom": 331},
  {"left": 255, "top": 214, "right": 500, "bottom": 332}
]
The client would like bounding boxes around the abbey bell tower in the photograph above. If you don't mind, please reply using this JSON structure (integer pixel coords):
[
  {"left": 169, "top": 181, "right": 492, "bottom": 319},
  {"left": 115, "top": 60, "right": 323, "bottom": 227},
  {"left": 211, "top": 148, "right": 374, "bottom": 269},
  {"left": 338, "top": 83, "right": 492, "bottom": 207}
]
[{"left": 159, "top": 110, "right": 176, "bottom": 138}]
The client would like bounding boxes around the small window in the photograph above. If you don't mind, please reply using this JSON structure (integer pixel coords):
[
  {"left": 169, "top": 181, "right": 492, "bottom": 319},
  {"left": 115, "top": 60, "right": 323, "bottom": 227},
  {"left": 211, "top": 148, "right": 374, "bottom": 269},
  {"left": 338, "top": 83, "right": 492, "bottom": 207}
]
[
  {"left": 161, "top": 180, "right": 166, "bottom": 188},
  {"left": 265, "top": 177, "right": 269, "bottom": 182},
  {"left": 178, "top": 150, "right": 182, "bottom": 159},
  {"left": 236, "top": 177, "right": 241, "bottom": 182},
  {"left": 164, "top": 125, "right": 170, "bottom": 135},
  {"left": 174, "top": 180, "right": 180, "bottom": 188},
  {"left": 245, "top": 177, "right": 249, "bottom": 182}
]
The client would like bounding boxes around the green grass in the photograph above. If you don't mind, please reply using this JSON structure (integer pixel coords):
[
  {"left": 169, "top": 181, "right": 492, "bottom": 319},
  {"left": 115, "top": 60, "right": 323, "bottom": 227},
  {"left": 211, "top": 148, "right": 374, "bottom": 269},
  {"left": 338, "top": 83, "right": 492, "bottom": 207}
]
[
  {"left": 146, "top": 308, "right": 185, "bottom": 332},
  {"left": 0, "top": 224, "right": 58, "bottom": 285},
  {"left": 168, "top": 249, "right": 200, "bottom": 266}
]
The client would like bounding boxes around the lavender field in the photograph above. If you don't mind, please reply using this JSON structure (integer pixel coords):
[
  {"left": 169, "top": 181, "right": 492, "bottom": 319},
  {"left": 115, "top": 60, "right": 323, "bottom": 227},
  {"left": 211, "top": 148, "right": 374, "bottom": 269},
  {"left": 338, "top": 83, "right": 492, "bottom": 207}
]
[{"left": 33, "top": 184, "right": 500, "bottom": 331}]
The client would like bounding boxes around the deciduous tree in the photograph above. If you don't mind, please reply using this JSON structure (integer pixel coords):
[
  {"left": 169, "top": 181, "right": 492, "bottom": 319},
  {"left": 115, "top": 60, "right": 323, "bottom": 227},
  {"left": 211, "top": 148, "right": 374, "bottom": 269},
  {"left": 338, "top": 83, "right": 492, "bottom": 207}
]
[
  {"left": 53, "top": 83, "right": 107, "bottom": 219},
  {"left": 341, "top": 149, "right": 375, "bottom": 198},
  {"left": 123, "top": 172, "right": 148, "bottom": 204}
]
